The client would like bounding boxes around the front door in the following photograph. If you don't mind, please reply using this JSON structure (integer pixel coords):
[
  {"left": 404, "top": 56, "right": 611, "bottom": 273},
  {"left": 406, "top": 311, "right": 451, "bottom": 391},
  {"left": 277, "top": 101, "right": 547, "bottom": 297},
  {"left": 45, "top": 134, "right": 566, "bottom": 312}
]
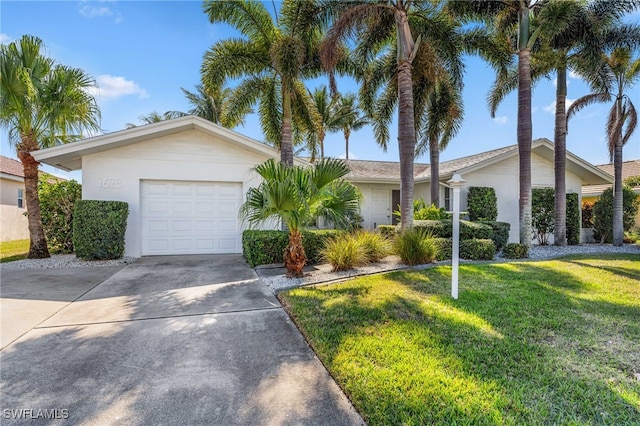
[{"left": 370, "top": 189, "right": 391, "bottom": 228}]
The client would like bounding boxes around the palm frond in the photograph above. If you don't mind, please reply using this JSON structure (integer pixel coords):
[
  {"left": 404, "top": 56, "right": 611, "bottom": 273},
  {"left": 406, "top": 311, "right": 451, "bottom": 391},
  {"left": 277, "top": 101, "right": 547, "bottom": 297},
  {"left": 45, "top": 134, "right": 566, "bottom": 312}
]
[{"left": 203, "top": 0, "right": 275, "bottom": 44}]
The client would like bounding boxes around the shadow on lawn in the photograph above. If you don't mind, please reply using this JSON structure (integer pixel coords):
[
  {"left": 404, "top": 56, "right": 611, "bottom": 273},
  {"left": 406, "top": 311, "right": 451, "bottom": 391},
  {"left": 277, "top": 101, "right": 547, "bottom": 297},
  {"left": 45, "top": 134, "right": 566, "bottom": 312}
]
[{"left": 281, "top": 255, "right": 640, "bottom": 425}]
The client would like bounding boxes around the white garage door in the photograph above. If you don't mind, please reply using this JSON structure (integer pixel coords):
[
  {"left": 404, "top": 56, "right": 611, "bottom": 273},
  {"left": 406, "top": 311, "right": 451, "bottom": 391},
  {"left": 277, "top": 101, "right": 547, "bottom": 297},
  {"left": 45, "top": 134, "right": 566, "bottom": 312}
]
[{"left": 141, "top": 180, "right": 243, "bottom": 255}]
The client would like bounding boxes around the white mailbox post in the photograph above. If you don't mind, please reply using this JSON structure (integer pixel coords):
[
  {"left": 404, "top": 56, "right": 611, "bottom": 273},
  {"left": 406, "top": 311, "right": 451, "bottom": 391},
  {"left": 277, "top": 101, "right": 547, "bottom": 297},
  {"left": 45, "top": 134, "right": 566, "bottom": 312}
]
[{"left": 447, "top": 173, "right": 465, "bottom": 299}]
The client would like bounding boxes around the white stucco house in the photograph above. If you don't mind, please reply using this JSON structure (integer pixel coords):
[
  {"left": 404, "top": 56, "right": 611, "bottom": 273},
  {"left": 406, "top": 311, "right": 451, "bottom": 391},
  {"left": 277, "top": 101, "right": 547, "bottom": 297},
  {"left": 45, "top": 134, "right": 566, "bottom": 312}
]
[
  {"left": 0, "top": 155, "right": 29, "bottom": 242},
  {"left": 32, "top": 115, "right": 611, "bottom": 257}
]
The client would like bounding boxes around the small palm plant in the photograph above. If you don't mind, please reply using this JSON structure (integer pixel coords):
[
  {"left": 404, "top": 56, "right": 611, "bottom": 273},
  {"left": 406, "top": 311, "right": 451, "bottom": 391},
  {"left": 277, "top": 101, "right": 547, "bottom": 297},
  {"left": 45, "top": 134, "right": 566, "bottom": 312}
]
[{"left": 241, "top": 158, "right": 361, "bottom": 278}]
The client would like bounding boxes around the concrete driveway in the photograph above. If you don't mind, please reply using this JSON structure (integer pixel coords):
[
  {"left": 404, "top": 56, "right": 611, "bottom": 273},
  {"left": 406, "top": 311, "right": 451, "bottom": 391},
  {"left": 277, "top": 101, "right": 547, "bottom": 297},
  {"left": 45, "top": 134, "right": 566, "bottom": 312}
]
[{"left": 1, "top": 255, "right": 364, "bottom": 425}]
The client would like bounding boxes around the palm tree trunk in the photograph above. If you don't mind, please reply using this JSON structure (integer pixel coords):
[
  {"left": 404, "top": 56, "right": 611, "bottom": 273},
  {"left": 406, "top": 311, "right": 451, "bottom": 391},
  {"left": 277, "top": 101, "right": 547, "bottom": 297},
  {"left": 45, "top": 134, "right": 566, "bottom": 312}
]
[
  {"left": 344, "top": 130, "right": 350, "bottom": 160},
  {"left": 517, "top": 47, "right": 533, "bottom": 247},
  {"left": 281, "top": 87, "right": 294, "bottom": 167},
  {"left": 429, "top": 134, "right": 440, "bottom": 206},
  {"left": 284, "top": 229, "right": 306, "bottom": 278},
  {"left": 17, "top": 139, "right": 50, "bottom": 259},
  {"left": 553, "top": 61, "right": 567, "bottom": 246},
  {"left": 613, "top": 97, "right": 624, "bottom": 246},
  {"left": 397, "top": 60, "right": 416, "bottom": 230}
]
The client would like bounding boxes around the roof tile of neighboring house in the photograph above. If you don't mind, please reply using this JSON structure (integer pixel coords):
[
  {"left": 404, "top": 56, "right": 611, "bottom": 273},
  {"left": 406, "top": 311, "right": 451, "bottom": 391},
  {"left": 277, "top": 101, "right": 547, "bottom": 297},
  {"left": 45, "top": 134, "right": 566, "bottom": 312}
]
[
  {"left": 583, "top": 159, "right": 640, "bottom": 196},
  {"left": 0, "top": 155, "right": 24, "bottom": 178}
]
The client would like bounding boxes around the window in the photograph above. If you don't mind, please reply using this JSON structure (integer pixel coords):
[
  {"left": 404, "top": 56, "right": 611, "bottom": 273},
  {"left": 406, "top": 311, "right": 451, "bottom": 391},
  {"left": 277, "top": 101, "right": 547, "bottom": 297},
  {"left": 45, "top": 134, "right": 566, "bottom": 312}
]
[
  {"left": 444, "top": 187, "right": 451, "bottom": 211},
  {"left": 17, "top": 189, "right": 24, "bottom": 209}
]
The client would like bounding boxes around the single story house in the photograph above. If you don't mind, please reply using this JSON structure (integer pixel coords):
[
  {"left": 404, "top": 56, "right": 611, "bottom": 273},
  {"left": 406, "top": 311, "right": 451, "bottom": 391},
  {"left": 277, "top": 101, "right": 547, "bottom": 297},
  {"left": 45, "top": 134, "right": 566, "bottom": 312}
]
[
  {"left": 1, "top": 155, "right": 28, "bottom": 242},
  {"left": 582, "top": 159, "right": 640, "bottom": 228},
  {"left": 32, "top": 115, "right": 612, "bottom": 257}
]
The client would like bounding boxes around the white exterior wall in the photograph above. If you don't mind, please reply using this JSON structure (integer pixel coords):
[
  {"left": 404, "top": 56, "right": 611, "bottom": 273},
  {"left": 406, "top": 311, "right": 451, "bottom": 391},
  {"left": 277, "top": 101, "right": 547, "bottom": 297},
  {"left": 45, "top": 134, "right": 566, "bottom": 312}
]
[
  {"left": 0, "top": 177, "right": 28, "bottom": 241},
  {"left": 352, "top": 182, "right": 430, "bottom": 229},
  {"left": 460, "top": 153, "right": 583, "bottom": 244},
  {"left": 81, "top": 130, "right": 273, "bottom": 257}
]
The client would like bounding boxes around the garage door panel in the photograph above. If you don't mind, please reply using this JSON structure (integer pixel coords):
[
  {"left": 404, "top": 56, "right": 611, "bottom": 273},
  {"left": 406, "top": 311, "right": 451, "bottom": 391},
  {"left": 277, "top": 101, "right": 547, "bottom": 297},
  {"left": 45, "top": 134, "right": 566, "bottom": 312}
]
[{"left": 142, "top": 180, "right": 242, "bottom": 255}]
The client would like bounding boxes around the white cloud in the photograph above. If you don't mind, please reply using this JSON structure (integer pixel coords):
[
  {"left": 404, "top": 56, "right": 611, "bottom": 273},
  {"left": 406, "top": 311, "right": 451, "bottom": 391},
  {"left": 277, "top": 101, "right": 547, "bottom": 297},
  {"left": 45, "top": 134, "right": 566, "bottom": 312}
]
[
  {"left": 493, "top": 116, "right": 508, "bottom": 125},
  {"left": 86, "top": 75, "right": 148, "bottom": 99},
  {"left": 0, "top": 33, "right": 11, "bottom": 44},
  {"left": 78, "top": 1, "right": 122, "bottom": 23},
  {"left": 338, "top": 152, "right": 358, "bottom": 160},
  {"left": 543, "top": 98, "right": 575, "bottom": 114}
]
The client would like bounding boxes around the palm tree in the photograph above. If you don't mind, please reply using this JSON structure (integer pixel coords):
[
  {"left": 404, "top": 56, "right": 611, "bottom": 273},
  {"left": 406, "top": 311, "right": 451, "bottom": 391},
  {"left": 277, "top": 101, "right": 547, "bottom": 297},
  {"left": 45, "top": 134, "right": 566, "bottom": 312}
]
[
  {"left": 336, "top": 93, "right": 369, "bottom": 160},
  {"left": 321, "top": 0, "right": 462, "bottom": 230},
  {"left": 201, "top": 0, "right": 323, "bottom": 167},
  {"left": 125, "top": 111, "right": 182, "bottom": 128},
  {"left": 240, "top": 158, "right": 361, "bottom": 277},
  {"left": 0, "top": 35, "right": 100, "bottom": 258},
  {"left": 306, "top": 86, "right": 347, "bottom": 162},
  {"left": 416, "top": 77, "right": 463, "bottom": 206},
  {"left": 169, "top": 84, "right": 243, "bottom": 127},
  {"left": 568, "top": 47, "right": 640, "bottom": 246}
]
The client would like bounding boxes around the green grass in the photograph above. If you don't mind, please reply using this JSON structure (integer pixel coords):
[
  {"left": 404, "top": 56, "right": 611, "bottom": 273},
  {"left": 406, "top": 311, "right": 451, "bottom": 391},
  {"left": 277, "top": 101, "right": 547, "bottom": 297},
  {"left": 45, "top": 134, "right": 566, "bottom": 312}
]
[
  {"left": 279, "top": 254, "right": 640, "bottom": 425},
  {"left": 0, "top": 239, "right": 29, "bottom": 263}
]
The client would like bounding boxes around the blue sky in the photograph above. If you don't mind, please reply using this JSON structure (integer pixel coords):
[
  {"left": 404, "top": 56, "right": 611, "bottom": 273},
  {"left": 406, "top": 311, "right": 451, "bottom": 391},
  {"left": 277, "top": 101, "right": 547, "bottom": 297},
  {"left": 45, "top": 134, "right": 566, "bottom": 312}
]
[{"left": 2, "top": 0, "right": 639, "bottom": 181}]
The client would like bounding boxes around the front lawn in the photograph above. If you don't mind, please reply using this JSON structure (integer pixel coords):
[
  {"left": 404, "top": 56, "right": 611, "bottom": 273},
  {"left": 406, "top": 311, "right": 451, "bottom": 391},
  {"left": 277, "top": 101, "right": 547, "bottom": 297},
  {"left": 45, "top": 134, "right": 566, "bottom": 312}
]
[
  {"left": 0, "top": 239, "right": 29, "bottom": 263},
  {"left": 280, "top": 254, "right": 640, "bottom": 425}
]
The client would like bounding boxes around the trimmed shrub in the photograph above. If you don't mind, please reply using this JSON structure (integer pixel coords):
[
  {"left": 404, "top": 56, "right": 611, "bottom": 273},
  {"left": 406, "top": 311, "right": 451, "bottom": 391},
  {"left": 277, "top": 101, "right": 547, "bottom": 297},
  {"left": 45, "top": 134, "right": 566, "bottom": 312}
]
[
  {"left": 460, "top": 221, "right": 493, "bottom": 240},
  {"left": 566, "top": 193, "right": 580, "bottom": 245},
  {"left": 242, "top": 229, "right": 343, "bottom": 267},
  {"left": 503, "top": 243, "right": 529, "bottom": 259},
  {"left": 414, "top": 220, "right": 451, "bottom": 238},
  {"left": 321, "top": 237, "right": 368, "bottom": 272},
  {"left": 460, "top": 239, "right": 496, "bottom": 260},
  {"left": 73, "top": 200, "right": 128, "bottom": 260},
  {"left": 432, "top": 238, "right": 452, "bottom": 261},
  {"left": 479, "top": 221, "right": 510, "bottom": 251},
  {"left": 582, "top": 201, "right": 594, "bottom": 228},
  {"left": 413, "top": 219, "right": 493, "bottom": 240},
  {"left": 377, "top": 225, "right": 397, "bottom": 237},
  {"left": 467, "top": 187, "right": 498, "bottom": 221},
  {"left": 394, "top": 229, "right": 439, "bottom": 266},
  {"left": 38, "top": 179, "right": 82, "bottom": 253},
  {"left": 353, "top": 231, "right": 393, "bottom": 263},
  {"left": 532, "top": 187, "right": 555, "bottom": 245},
  {"left": 593, "top": 187, "right": 640, "bottom": 243}
]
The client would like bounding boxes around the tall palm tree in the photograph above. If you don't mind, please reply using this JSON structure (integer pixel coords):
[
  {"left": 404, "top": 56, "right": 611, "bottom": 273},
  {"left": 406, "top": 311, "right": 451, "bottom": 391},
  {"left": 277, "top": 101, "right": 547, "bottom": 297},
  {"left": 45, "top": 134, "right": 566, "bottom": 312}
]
[
  {"left": 416, "top": 77, "right": 463, "bottom": 206},
  {"left": 201, "top": 0, "right": 323, "bottom": 167},
  {"left": 0, "top": 35, "right": 100, "bottom": 258},
  {"left": 170, "top": 84, "right": 245, "bottom": 127},
  {"left": 306, "top": 86, "right": 347, "bottom": 161},
  {"left": 568, "top": 47, "right": 640, "bottom": 246},
  {"left": 452, "top": 0, "right": 547, "bottom": 247},
  {"left": 241, "top": 158, "right": 361, "bottom": 277},
  {"left": 321, "top": 0, "right": 462, "bottom": 230},
  {"left": 336, "top": 93, "right": 369, "bottom": 160}
]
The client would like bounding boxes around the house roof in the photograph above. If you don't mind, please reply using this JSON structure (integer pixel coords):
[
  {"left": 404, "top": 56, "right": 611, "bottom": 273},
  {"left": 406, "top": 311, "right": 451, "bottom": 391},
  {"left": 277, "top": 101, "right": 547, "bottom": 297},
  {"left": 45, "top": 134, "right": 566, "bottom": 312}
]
[
  {"left": 582, "top": 159, "right": 640, "bottom": 196},
  {"left": 32, "top": 115, "right": 308, "bottom": 171},
  {"left": 347, "top": 138, "right": 612, "bottom": 186},
  {"left": 0, "top": 155, "right": 24, "bottom": 178}
]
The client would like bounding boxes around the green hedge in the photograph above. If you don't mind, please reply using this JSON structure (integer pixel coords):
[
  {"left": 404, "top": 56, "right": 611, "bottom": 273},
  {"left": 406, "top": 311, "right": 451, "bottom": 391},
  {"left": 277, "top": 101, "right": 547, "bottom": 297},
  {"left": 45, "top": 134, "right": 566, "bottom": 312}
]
[
  {"left": 39, "top": 179, "right": 82, "bottom": 253},
  {"left": 73, "top": 200, "right": 128, "bottom": 260},
  {"left": 242, "top": 229, "right": 344, "bottom": 267},
  {"left": 431, "top": 237, "right": 496, "bottom": 261},
  {"left": 479, "top": 221, "right": 510, "bottom": 251},
  {"left": 502, "top": 243, "right": 529, "bottom": 259},
  {"left": 413, "top": 220, "right": 493, "bottom": 240},
  {"left": 467, "top": 187, "right": 498, "bottom": 221},
  {"left": 566, "top": 193, "right": 580, "bottom": 245},
  {"left": 377, "top": 225, "right": 397, "bottom": 237}
]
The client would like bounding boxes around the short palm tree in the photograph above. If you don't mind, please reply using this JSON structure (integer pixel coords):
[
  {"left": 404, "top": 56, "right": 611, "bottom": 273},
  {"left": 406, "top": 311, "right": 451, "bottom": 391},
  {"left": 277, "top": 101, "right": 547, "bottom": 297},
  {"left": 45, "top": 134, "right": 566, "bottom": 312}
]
[
  {"left": 0, "top": 35, "right": 101, "bottom": 258},
  {"left": 568, "top": 47, "right": 640, "bottom": 246},
  {"left": 306, "top": 86, "right": 347, "bottom": 162},
  {"left": 240, "top": 158, "right": 361, "bottom": 277},
  {"left": 336, "top": 93, "right": 369, "bottom": 160},
  {"left": 201, "top": 0, "right": 323, "bottom": 166}
]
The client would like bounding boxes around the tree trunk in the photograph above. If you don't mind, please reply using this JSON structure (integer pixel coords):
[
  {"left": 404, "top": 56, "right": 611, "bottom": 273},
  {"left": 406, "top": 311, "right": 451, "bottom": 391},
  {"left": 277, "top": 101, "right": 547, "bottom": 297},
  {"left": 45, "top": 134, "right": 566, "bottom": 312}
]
[
  {"left": 319, "top": 129, "right": 325, "bottom": 161},
  {"left": 429, "top": 134, "right": 440, "bottom": 206},
  {"left": 281, "top": 86, "right": 294, "bottom": 167},
  {"left": 553, "top": 61, "right": 567, "bottom": 246},
  {"left": 612, "top": 98, "right": 624, "bottom": 246},
  {"left": 284, "top": 229, "right": 306, "bottom": 278},
  {"left": 17, "top": 138, "right": 50, "bottom": 259},
  {"left": 344, "top": 130, "right": 350, "bottom": 160},
  {"left": 517, "top": 48, "right": 533, "bottom": 247}
]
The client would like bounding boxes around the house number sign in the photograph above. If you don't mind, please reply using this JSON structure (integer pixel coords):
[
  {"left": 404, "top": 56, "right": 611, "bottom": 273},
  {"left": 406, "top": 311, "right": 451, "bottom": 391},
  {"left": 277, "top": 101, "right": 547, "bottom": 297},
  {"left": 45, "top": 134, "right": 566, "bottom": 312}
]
[{"left": 99, "top": 178, "right": 122, "bottom": 189}]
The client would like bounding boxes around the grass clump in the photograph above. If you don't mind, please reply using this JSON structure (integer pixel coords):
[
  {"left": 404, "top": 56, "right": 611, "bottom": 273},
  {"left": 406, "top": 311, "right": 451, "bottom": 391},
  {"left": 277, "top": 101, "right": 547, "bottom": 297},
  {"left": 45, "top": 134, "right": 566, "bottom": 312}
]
[
  {"left": 321, "top": 235, "right": 368, "bottom": 272},
  {"left": 353, "top": 231, "right": 393, "bottom": 263},
  {"left": 394, "top": 229, "right": 438, "bottom": 266}
]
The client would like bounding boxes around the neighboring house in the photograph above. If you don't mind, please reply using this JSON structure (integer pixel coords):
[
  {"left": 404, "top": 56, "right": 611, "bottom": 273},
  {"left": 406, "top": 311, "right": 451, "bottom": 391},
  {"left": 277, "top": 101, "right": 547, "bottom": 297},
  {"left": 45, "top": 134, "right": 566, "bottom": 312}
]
[
  {"left": 0, "top": 155, "right": 28, "bottom": 242},
  {"left": 32, "top": 116, "right": 612, "bottom": 257},
  {"left": 582, "top": 159, "right": 640, "bottom": 228}
]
